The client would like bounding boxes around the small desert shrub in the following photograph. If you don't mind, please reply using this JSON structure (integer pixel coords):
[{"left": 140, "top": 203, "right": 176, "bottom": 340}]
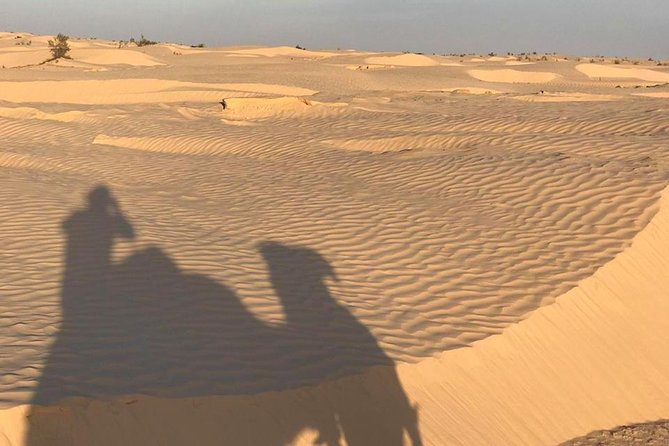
[
  {"left": 540, "top": 55, "right": 548, "bottom": 61},
  {"left": 136, "top": 34, "right": 157, "bottom": 47},
  {"left": 613, "top": 59, "right": 621, "bottom": 64},
  {"left": 48, "top": 33, "right": 71, "bottom": 59}
]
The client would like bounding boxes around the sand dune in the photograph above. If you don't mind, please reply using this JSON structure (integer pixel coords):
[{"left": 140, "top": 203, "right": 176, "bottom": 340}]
[
  {"left": 159, "top": 44, "right": 213, "bottom": 55},
  {"left": 468, "top": 68, "right": 559, "bottom": 83},
  {"left": 221, "top": 97, "right": 347, "bottom": 120},
  {"left": 223, "top": 46, "right": 338, "bottom": 58},
  {"left": 512, "top": 92, "right": 620, "bottom": 102},
  {"left": 364, "top": 54, "right": 439, "bottom": 67},
  {"left": 576, "top": 63, "right": 669, "bottom": 82},
  {"left": 69, "top": 49, "right": 164, "bottom": 66},
  {"left": 0, "top": 106, "right": 89, "bottom": 122},
  {"left": 0, "top": 33, "right": 668, "bottom": 445},
  {"left": 0, "top": 79, "right": 316, "bottom": 104},
  {"left": 0, "top": 47, "right": 49, "bottom": 68},
  {"left": 432, "top": 87, "right": 503, "bottom": 95},
  {"left": 505, "top": 60, "right": 536, "bottom": 66},
  {"left": 633, "top": 91, "right": 669, "bottom": 98}
]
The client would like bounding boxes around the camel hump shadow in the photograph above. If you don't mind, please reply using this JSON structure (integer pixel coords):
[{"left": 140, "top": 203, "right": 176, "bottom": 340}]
[{"left": 27, "top": 184, "right": 423, "bottom": 446}]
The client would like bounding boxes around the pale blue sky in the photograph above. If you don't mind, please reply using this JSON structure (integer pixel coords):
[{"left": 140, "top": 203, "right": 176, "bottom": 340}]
[{"left": 2, "top": 0, "right": 668, "bottom": 58}]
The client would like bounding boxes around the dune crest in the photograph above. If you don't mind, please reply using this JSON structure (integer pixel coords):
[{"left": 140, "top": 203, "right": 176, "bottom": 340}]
[
  {"left": 69, "top": 49, "right": 164, "bottom": 66},
  {"left": 468, "top": 68, "right": 559, "bottom": 83},
  {"left": 364, "top": 54, "right": 439, "bottom": 67},
  {"left": 0, "top": 80, "right": 317, "bottom": 104},
  {"left": 512, "top": 92, "right": 620, "bottom": 102},
  {"left": 0, "top": 107, "right": 87, "bottom": 122},
  {"left": 223, "top": 46, "right": 338, "bottom": 58},
  {"left": 576, "top": 63, "right": 669, "bottom": 83}
]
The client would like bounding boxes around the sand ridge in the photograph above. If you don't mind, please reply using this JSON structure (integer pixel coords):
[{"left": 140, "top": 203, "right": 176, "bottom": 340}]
[
  {"left": 69, "top": 48, "right": 164, "bottom": 66},
  {"left": 468, "top": 68, "right": 559, "bottom": 83},
  {"left": 576, "top": 63, "right": 669, "bottom": 83},
  {"left": 364, "top": 54, "right": 440, "bottom": 67},
  {"left": 0, "top": 80, "right": 317, "bottom": 104},
  {"left": 511, "top": 92, "right": 620, "bottom": 102}
]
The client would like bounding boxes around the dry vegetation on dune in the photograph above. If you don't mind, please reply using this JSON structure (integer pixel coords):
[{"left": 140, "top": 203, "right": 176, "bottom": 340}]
[
  {"left": 560, "top": 421, "right": 669, "bottom": 445},
  {"left": 0, "top": 33, "right": 668, "bottom": 445}
]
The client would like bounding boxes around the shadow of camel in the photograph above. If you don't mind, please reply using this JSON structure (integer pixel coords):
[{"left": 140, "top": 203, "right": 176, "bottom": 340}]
[{"left": 26, "top": 185, "right": 422, "bottom": 446}]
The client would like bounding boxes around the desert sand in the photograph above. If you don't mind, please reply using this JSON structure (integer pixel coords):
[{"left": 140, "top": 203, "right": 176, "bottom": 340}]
[{"left": 0, "top": 31, "right": 668, "bottom": 445}]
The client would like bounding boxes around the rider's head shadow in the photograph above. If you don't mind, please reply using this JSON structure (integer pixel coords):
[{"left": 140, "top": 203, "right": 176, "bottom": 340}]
[
  {"left": 258, "top": 241, "right": 338, "bottom": 320},
  {"left": 61, "top": 185, "right": 134, "bottom": 300},
  {"left": 84, "top": 185, "right": 134, "bottom": 239},
  {"left": 64, "top": 185, "right": 134, "bottom": 257}
]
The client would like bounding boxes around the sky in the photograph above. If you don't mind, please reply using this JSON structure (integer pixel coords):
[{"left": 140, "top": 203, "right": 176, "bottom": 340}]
[{"left": 2, "top": 0, "right": 668, "bottom": 58}]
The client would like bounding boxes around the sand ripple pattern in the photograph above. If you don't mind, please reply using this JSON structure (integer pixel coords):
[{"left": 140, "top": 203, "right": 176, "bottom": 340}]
[{"left": 0, "top": 92, "right": 667, "bottom": 404}]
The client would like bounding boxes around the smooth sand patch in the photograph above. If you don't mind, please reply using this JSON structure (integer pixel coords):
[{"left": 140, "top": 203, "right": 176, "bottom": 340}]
[
  {"left": 512, "top": 92, "right": 620, "bottom": 102},
  {"left": 425, "top": 87, "right": 503, "bottom": 95},
  {"left": 633, "top": 91, "right": 669, "bottom": 98},
  {"left": 0, "top": 106, "right": 87, "bottom": 122},
  {"left": 70, "top": 49, "right": 164, "bottom": 66},
  {"left": 222, "top": 97, "right": 346, "bottom": 120},
  {"left": 0, "top": 79, "right": 317, "bottom": 104},
  {"left": 223, "top": 46, "right": 338, "bottom": 58},
  {"left": 364, "top": 54, "right": 439, "bottom": 67},
  {"left": 0, "top": 47, "right": 48, "bottom": 68},
  {"left": 468, "top": 68, "right": 559, "bottom": 83},
  {"left": 576, "top": 63, "right": 669, "bottom": 83},
  {"left": 505, "top": 61, "right": 536, "bottom": 66}
]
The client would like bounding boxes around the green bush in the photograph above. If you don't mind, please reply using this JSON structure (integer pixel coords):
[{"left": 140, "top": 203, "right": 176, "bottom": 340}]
[{"left": 48, "top": 33, "right": 71, "bottom": 59}]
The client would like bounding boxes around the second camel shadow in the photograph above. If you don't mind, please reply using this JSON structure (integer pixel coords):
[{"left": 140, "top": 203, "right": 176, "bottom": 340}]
[{"left": 27, "top": 185, "right": 422, "bottom": 446}]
